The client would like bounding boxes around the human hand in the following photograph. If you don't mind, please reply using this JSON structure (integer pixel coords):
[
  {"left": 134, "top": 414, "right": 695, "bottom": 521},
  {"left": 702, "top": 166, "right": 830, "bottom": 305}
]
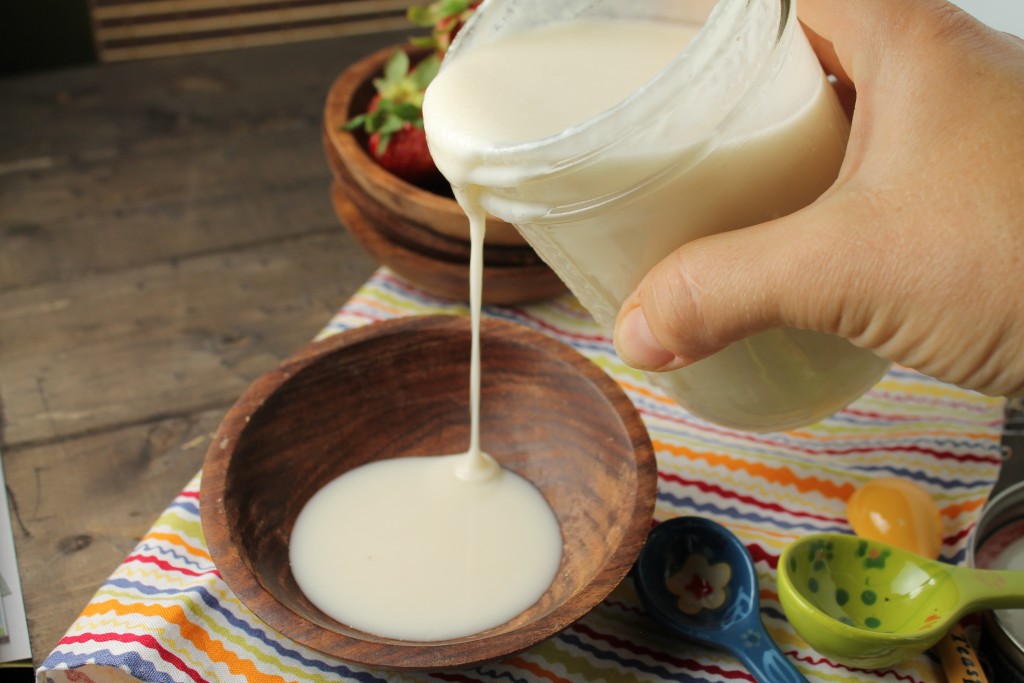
[{"left": 613, "top": 0, "right": 1024, "bottom": 397}]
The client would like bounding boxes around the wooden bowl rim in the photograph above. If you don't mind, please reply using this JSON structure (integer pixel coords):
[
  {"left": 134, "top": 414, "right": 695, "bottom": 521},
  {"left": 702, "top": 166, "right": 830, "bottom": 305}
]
[
  {"left": 329, "top": 179, "right": 565, "bottom": 305},
  {"left": 323, "top": 124, "right": 544, "bottom": 267},
  {"left": 323, "top": 45, "right": 525, "bottom": 246},
  {"left": 200, "top": 314, "right": 657, "bottom": 670}
]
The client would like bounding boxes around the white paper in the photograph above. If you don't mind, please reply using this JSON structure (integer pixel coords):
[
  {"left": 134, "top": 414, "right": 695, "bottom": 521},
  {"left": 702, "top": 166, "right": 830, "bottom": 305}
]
[{"left": 0, "top": 446, "right": 31, "bottom": 662}]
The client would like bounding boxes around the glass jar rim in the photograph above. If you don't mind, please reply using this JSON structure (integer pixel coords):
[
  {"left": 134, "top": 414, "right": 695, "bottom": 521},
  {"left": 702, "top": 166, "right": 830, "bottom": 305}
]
[{"left": 437, "top": 0, "right": 796, "bottom": 179}]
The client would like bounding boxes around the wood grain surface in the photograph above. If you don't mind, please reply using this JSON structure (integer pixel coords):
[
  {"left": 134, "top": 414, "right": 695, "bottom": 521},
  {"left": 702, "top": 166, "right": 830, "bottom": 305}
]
[
  {"left": 4, "top": 20, "right": 1022, "bottom": 674},
  {"left": 0, "top": 33, "right": 401, "bottom": 666},
  {"left": 89, "top": 0, "right": 423, "bottom": 63},
  {"left": 201, "top": 314, "right": 657, "bottom": 670}
]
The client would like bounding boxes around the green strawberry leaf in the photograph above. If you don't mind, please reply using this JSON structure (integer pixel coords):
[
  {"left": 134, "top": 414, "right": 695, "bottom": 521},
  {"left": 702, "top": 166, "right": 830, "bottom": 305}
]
[
  {"left": 407, "top": 7, "right": 435, "bottom": 27},
  {"left": 343, "top": 114, "right": 368, "bottom": 131},
  {"left": 377, "top": 116, "right": 405, "bottom": 137},
  {"left": 408, "top": 35, "right": 437, "bottom": 48},
  {"left": 391, "top": 102, "right": 423, "bottom": 121},
  {"left": 407, "top": 0, "right": 471, "bottom": 27},
  {"left": 411, "top": 53, "right": 441, "bottom": 89},
  {"left": 382, "top": 50, "right": 410, "bottom": 83},
  {"left": 438, "top": 0, "right": 471, "bottom": 17}
]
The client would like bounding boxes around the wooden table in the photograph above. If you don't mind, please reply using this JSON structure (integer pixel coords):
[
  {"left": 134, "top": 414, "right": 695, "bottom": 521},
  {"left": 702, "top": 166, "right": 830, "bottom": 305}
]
[
  {"left": 3, "top": 27, "right": 1023, "bottom": 675},
  {"left": 0, "top": 32, "right": 400, "bottom": 667}
]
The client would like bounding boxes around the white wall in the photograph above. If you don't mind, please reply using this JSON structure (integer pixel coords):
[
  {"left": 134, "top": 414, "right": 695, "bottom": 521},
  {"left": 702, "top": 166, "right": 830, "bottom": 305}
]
[{"left": 948, "top": 0, "right": 1024, "bottom": 37}]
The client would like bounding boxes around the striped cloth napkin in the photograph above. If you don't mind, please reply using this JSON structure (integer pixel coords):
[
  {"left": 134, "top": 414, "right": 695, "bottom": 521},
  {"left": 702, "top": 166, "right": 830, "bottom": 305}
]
[{"left": 38, "top": 268, "right": 1005, "bottom": 683}]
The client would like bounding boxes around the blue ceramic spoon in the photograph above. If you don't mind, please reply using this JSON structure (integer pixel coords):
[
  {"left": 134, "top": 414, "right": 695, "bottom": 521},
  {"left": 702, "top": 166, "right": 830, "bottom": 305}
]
[{"left": 635, "top": 517, "right": 807, "bottom": 683}]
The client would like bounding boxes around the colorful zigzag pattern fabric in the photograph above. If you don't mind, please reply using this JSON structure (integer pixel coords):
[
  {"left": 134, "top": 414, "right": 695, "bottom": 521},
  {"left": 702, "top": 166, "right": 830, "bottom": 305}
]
[{"left": 38, "top": 268, "right": 1006, "bottom": 683}]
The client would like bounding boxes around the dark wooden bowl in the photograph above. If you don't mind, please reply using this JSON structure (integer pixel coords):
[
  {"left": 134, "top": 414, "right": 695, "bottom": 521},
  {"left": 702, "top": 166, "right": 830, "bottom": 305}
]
[
  {"left": 324, "top": 123, "right": 550, "bottom": 269},
  {"left": 200, "top": 315, "right": 657, "bottom": 671},
  {"left": 324, "top": 45, "right": 525, "bottom": 246},
  {"left": 329, "top": 176, "right": 565, "bottom": 304}
]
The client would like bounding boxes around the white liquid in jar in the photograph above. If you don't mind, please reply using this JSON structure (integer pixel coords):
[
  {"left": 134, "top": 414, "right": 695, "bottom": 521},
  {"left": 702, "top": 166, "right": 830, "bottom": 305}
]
[
  {"left": 424, "top": 18, "right": 890, "bottom": 431},
  {"left": 288, "top": 176, "right": 563, "bottom": 642}
]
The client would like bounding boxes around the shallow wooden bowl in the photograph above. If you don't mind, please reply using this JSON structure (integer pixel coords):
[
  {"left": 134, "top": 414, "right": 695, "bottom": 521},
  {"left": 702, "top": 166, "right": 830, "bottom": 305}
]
[
  {"left": 200, "top": 314, "right": 657, "bottom": 671},
  {"left": 324, "top": 45, "right": 525, "bottom": 246}
]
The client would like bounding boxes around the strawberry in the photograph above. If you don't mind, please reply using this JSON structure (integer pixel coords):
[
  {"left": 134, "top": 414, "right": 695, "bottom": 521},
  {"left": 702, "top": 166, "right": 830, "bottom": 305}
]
[
  {"left": 407, "top": 0, "right": 483, "bottom": 57},
  {"left": 367, "top": 122, "right": 437, "bottom": 184},
  {"left": 343, "top": 2, "right": 482, "bottom": 184},
  {"left": 344, "top": 50, "right": 441, "bottom": 185}
]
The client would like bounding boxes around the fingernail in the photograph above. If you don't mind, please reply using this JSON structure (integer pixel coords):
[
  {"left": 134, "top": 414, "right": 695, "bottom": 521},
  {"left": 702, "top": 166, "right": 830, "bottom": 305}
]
[{"left": 615, "top": 305, "right": 678, "bottom": 370}]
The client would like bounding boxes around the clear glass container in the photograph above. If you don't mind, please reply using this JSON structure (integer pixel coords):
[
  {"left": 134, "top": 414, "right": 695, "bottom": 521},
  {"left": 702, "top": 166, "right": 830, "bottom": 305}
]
[{"left": 426, "top": 0, "right": 891, "bottom": 432}]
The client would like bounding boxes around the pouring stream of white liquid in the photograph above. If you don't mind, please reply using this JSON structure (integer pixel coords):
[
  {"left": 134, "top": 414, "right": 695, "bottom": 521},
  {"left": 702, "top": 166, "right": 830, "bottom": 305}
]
[
  {"left": 288, "top": 184, "right": 562, "bottom": 642},
  {"left": 454, "top": 186, "right": 497, "bottom": 482},
  {"left": 289, "top": 16, "right": 716, "bottom": 642}
]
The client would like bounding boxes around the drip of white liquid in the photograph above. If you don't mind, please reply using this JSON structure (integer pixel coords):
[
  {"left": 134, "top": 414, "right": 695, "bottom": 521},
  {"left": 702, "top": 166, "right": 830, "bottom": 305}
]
[
  {"left": 454, "top": 186, "right": 499, "bottom": 482},
  {"left": 288, "top": 167, "right": 561, "bottom": 642}
]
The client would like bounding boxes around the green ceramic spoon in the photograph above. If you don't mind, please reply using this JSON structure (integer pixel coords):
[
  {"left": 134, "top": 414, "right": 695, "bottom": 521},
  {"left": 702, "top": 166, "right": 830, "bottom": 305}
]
[{"left": 777, "top": 533, "right": 1024, "bottom": 669}]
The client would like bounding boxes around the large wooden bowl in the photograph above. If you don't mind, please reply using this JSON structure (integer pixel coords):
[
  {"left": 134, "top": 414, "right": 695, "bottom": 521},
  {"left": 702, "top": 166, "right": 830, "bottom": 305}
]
[
  {"left": 324, "top": 45, "right": 524, "bottom": 246},
  {"left": 200, "top": 315, "right": 657, "bottom": 671}
]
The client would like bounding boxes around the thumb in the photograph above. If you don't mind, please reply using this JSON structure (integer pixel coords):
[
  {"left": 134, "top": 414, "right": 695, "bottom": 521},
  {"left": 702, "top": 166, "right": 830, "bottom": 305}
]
[{"left": 612, "top": 198, "right": 877, "bottom": 371}]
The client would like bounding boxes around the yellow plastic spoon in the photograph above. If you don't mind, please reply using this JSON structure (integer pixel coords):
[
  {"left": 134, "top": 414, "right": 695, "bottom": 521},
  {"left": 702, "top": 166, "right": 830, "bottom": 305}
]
[{"left": 846, "top": 478, "right": 987, "bottom": 681}]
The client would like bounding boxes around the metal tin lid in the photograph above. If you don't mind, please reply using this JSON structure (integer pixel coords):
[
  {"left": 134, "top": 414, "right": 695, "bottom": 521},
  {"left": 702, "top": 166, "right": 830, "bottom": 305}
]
[{"left": 970, "top": 480, "right": 1024, "bottom": 676}]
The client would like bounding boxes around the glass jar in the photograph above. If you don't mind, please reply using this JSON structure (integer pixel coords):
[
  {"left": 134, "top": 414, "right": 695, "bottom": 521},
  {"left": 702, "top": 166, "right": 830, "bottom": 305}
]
[{"left": 425, "top": 0, "right": 890, "bottom": 432}]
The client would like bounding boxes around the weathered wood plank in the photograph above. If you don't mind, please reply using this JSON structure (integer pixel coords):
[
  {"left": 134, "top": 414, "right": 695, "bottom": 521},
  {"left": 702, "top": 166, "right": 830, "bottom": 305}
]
[
  {"left": 1, "top": 128, "right": 340, "bottom": 290},
  {"left": 0, "top": 30, "right": 408, "bottom": 162},
  {"left": 0, "top": 33, "right": 404, "bottom": 669},
  {"left": 4, "top": 407, "right": 226, "bottom": 665},
  {"left": 0, "top": 32, "right": 410, "bottom": 290},
  {"left": 0, "top": 229, "right": 377, "bottom": 448},
  {"left": 89, "top": 1, "right": 419, "bottom": 63}
]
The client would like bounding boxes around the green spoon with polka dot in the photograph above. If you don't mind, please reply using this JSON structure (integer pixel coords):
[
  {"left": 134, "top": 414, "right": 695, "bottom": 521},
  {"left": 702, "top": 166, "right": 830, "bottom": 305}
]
[{"left": 777, "top": 532, "right": 1024, "bottom": 669}]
